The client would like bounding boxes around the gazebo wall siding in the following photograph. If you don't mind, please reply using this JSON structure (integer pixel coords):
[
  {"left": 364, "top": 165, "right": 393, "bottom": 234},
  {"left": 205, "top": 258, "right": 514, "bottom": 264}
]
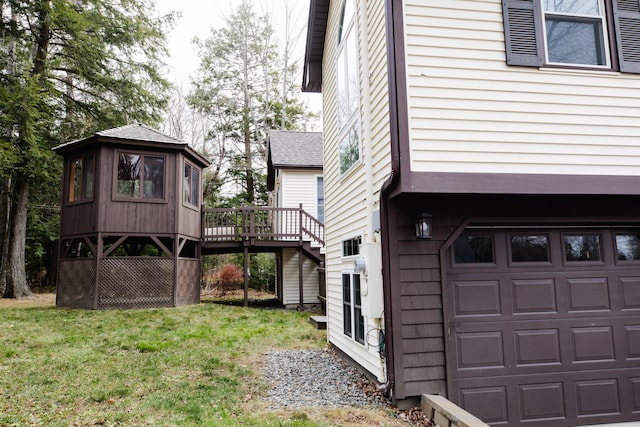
[
  {"left": 97, "top": 146, "right": 177, "bottom": 235},
  {"left": 59, "top": 150, "right": 100, "bottom": 236},
  {"left": 177, "top": 203, "right": 202, "bottom": 238}
]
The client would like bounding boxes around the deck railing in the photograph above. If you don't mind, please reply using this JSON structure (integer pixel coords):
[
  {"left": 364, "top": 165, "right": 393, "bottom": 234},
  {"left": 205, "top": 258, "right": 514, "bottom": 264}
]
[{"left": 202, "top": 205, "right": 324, "bottom": 247}]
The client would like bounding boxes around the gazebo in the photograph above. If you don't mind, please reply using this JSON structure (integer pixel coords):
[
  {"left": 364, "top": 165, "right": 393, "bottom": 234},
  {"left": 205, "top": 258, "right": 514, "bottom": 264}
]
[{"left": 53, "top": 124, "right": 209, "bottom": 309}]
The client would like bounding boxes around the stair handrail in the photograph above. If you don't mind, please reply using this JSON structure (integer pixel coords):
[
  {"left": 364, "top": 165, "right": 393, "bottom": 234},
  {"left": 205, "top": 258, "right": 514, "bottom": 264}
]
[{"left": 299, "top": 205, "right": 325, "bottom": 246}]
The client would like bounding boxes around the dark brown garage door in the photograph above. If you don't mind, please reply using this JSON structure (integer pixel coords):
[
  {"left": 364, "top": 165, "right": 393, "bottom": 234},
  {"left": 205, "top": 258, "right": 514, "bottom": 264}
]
[{"left": 445, "top": 228, "right": 640, "bottom": 426}]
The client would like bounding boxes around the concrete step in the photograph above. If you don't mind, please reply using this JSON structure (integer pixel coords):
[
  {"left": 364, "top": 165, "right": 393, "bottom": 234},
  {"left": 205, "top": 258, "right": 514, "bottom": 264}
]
[{"left": 309, "top": 315, "right": 327, "bottom": 330}]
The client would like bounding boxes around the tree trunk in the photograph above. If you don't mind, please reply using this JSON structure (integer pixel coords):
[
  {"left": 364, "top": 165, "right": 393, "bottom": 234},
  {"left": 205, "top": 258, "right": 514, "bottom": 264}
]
[
  {"left": 0, "top": 177, "right": 11, "bottom": 295},
  {"left": 5, "top": 174, "right": 32, "bottom": 298},
  {"left": 3, "top": 2, "right": 50, "bottom": 299},
  {"left": 1, "top": 5, "right": 17, "bottom": 296},
  {"left": 242, "top": 21, "right": 255, "bottom": 205}
]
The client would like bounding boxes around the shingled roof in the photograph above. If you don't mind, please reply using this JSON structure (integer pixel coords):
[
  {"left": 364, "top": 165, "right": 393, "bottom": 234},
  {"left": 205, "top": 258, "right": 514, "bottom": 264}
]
[
  {"left": 267, "top": 131, "right": 323, "bottom": 190},
  {"left": 53, "top": 123, "right": 209, "bottom": 167},
  {"left": 96, "top": 123, "right": 183, "bottom": 145}
]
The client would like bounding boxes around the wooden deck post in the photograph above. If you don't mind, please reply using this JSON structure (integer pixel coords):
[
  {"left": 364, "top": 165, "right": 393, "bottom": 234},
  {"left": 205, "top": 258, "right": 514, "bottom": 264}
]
[
  {"left": 298, "top": 245, "right": 304, "bottom": 310},
  {"left": 298, "top": 204, "right": 305, "bottom": 310},
  {"left": 243, "top": 245, "right": 249, "bottom": 307}
]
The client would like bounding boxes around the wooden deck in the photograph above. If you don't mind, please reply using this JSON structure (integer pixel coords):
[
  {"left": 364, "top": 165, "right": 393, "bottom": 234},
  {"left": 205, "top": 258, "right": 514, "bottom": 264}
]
[
  {"left": 201, "top": 205, "right": 324, "bottom": 257},
  {"left": 200, "top": 206, "right": 325, "bottom": 308}
]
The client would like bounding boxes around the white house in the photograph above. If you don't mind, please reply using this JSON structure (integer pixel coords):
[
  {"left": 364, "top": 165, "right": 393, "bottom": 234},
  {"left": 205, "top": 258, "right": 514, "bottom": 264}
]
[
  {"left": 267, "top": 131, "right": 325, "bottom": 308},
  {"left": 303, "top": 0, "right": 640, "bottom": 425}
]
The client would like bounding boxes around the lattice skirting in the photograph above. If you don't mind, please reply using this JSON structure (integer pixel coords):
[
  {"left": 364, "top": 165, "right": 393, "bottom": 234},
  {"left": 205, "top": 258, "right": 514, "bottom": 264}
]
[
  {"left": 57, "top": 260, "right": 97, "bottom": 309},
  {"left": 176, "top": 259, "right": 200, "bottom": 306},
  {"left": 98, "top": 258, "right": 175, "bottom": 309},
  {"left": 57, "top": 257, "right": 201, "bottom": 309}
]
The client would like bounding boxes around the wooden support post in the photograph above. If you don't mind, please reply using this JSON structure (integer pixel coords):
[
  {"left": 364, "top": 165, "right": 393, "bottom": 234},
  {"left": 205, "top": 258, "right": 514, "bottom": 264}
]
[
  {"left": 243, "top": 245, "right": 249, "bottom": 308},
  {"left": 298, "top": 245, "right": 304, "bottom": 310}
]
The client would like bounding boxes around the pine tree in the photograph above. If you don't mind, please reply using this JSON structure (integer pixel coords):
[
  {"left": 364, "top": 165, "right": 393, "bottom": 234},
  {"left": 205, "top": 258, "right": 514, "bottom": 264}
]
[
  {"left": 0, "top": 0, "right": 174, "bottom": 297},
  {"left": 188, "top": 0, "right": 315, "bottom": 207}
]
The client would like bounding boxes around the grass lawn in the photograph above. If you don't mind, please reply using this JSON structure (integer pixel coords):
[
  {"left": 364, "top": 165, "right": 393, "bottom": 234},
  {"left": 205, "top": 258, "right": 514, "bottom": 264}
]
[{"left": 0, "top": 295, "right": 410, "bottom": 426}]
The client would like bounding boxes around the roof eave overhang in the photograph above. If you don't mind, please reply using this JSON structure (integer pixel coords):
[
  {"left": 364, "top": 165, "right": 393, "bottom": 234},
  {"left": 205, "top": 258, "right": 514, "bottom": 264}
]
[
  {"left": 273, "top": 164, "right": 323, "bottom": 170},
  {"left": 302, "top": 0, "right": 330, "bottom": 93},
  {"left": 53, "top": 136, "right": 210, "bottom": 168}
]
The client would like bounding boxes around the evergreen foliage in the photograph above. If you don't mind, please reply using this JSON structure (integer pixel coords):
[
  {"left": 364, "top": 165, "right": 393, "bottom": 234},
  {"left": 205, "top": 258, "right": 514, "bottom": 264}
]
[
  {"left": 0, "top": 0, "right": 174, "bottom": 297},
  {"left": 188, "top": 0, "right": 317, "bottom": 208}
]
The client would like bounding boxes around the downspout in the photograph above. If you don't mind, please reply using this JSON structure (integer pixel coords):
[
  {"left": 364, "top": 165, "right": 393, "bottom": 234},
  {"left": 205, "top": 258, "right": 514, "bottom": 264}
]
[{"left": 379, "top": 0, "right": 405, "bottom": 397}]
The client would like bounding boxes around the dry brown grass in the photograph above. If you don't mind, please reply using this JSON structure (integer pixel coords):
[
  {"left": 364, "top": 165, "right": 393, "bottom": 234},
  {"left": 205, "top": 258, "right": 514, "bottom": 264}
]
[{"left": 0, "top": 292, "right": 55, "bottom": 308}]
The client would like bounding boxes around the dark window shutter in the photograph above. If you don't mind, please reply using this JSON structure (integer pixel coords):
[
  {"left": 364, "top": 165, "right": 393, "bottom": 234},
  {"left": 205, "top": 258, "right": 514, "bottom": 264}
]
[
  {"left": 502, "top": 0, "right": 543, "bottom": 66},
  {"left": 612, "top": 0, "right": 640, "bottom": 73}
]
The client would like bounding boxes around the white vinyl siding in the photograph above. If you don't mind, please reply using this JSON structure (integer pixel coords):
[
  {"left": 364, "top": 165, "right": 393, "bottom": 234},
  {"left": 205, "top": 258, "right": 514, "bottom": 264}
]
[
  {"left": 274, "top": 170, "right": 323, "bottom": 306},
  {"left": 281, "top": 248, "right": 320, "bottom": 306},
  {"left": 278, "top": 170, "right": 322, "bottom": 214},
  {"left": 322, "top": 0, "right": 390, "bottom": 382},
  {"left": 404, "top": 0, "right": 640, "bottom": 176}
]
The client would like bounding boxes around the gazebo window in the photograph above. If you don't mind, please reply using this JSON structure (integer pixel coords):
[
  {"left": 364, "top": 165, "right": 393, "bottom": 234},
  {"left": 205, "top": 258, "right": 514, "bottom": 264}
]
[
  {"left": 183, "top": 162, "right": 200, "bottom": 207},
  {"left": 68, "top": 155, "right": 94, "bottom": 202},
  {"left": 116, "top": 152, "right": 165, "bottom": 199}
]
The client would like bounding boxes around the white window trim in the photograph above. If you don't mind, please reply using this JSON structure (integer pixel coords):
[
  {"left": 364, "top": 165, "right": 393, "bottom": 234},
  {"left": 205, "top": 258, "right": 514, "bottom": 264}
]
[
  {"left": 341, "top": 270, "right": 365, "bottom": 345},
  {"left": 540, "top": 0, "right": 611, "bottom": 68},
  {"left": 315, "top": 174, "right": 324, "bottom": 223},
  {"left": 336, "top": 0, "right": 361, "bottom": 177},
  {"left": 341, "top": 234, "right": 363, "bottom": 260}
]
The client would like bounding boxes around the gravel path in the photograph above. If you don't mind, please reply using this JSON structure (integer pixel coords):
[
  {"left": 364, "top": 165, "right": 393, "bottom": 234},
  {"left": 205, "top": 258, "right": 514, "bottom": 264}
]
[{"left": 263, "top": 348, "right": 385, "bottom": 409}]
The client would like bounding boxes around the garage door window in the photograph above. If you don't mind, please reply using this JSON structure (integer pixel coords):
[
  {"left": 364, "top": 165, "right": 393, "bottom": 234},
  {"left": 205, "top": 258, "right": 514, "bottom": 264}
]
[
  {"left": 510, "top": 234, "right": 549, "bottom": 263},
  {"left": 563, "top": 234, "right": 602, "bottom": 262},
  {"left": 615, "top": 233, "right": 640, "bottom": 261},
  {"left": 454, "top": 235, "right": 494, "bottom": 264}
]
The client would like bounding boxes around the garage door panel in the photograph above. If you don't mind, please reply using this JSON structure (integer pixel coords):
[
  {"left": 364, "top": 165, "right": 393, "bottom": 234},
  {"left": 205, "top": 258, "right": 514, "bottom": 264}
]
[
  {"left": 453, "top": 279, "right": 501, "bottom": 316},
  {"left": 449, "top": 273, "right": 640, "bottom": 323},
  {"left": 629, "top": 377, "right": 640, "bottom": 413},
  {"left": 575, "top": 379, "right": 621, "bottom": 417},
  {"left": 458, "top": 386, "right": 509, "bottom": 425},
  {"left": 567, "top": 277, "right": 611, "bottom": 312},
  {"left": 515, "top": 329, "right": 561, "bottom": 366},
  {"left": 457, "top": 331, "right": 504, "bottom": 369},
  {"left": 453, "top": 369, "right": 640, "bottom": 426},
  {"left": 446, "top": 227, "right": 640, "bottom": 426},
  {"left": 570, "top": 326, "right": 615, "bottom": 362},
  {"left": 512, "top": 278, "right": 557, "bottom": 314},
  {"left": 625, "top": 325, "right": 640, "bottom": 359},
  {"left": 518, "top": 382, "right": 566, "bottom": 422},
  {"left": 450, "top": 317, "right": 640, "bottom": 379},
  {"left": 620, "top": 276, "right": 640, "bottom": 309}
]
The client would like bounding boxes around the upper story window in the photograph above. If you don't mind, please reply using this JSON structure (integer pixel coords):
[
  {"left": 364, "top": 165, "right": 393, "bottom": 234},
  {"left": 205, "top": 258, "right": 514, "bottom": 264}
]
[
  {"left": 116, "top": 152, "right": 165, "bottom": 200},
  {"left": 503, "top": 0, "right": 640, "bottom": 73},
  {"left": 543, "top": 0, "right": 609, "bottom": 67},
  {"left": 336, "top": 0, "right": 361, "bottom": 174},
  {"left": 68, "top": 155, "right": 94, "bottom": 203},
  {"left": 183, "top": 162, "right": 200, "bottom": 207}
]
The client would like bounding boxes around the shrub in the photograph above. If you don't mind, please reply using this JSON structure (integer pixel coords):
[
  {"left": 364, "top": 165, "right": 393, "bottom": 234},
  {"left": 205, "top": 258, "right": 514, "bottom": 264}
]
[{"left": 210, "top": 264, "right": 244, "bottom": 295}]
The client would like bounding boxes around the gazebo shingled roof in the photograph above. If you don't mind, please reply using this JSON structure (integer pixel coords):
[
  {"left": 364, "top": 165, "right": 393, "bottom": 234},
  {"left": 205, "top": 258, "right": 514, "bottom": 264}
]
[{"left": 54, "top": 123, "right": 209, "bottom": 167}]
